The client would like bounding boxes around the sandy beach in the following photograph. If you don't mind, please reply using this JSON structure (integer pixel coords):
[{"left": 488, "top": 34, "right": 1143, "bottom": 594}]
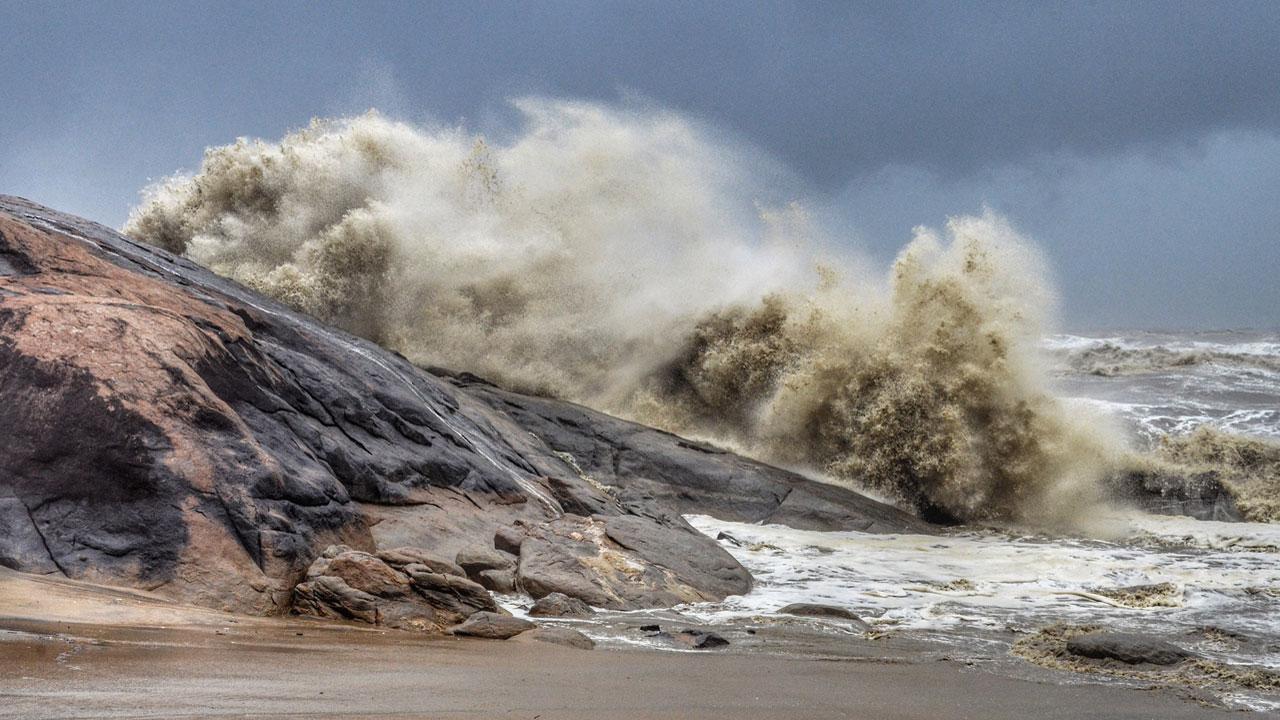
[{"left": 0, "top": 570, "right": 1234, "bottom": 720}]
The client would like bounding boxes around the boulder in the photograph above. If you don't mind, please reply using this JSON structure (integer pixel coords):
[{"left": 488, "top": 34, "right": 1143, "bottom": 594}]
[
  {"left": 676, "top": 630, "right": 730, "bottom": 649},
  {"left": 529, "top": 592, "right": 595, "bottom": 618},
  {"left": 777, "top": 603, "right": 869, "bottom": 628},
  {"left": 321, "top": 550, "right": 412, "bottom": 598},
  {"left": 513, "top": 626, "right": 595, "bottom": 650},
  {"left": 403, "top": 567, "right": 498, "bottom": 617},
  {"left": 456, "top": 547, "right": 516, "bottom": 576},
  {"left": 1065, "top": 632, "right": 1194, "bottom": 666},
  {"left": 493, "top": 525, "right": 525, "bottom": 555},
  {"left": 515, "top": 514, "right": 750, "bottom": 610},
  {"left": 292, "top": 575, "right": 383, "bottom": 625},
  {"left": 476, "top": 568, "right": 517, "bottom": 593},
  {"left": 377, "top": 547, "right": 465, "bottom": 578},
  {"left": 450, "top": 611, "right": 535, "bottom": 639},
  {"left": 602, "top": 514, "right": 752, "bottom": 600},
  {"left": 293, "top": 547, "right": 493, "bottom": 630}
]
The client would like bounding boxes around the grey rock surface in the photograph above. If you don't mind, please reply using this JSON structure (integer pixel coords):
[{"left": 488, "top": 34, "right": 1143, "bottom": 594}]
[
  {"left": 777, "top": 603, "right": 869, "bottom": 627},
  {"left": 528, "top": 592, "right": 595, "bottom": 618},
  {"left": 513, "top": 626, "right": 596, "bottom": 649},
  {"left": 1066, "top": 632, "right": 1194, "bottom": 666},
  {"left": 450, "top": 611, "right": 535, "bottom": 639}
]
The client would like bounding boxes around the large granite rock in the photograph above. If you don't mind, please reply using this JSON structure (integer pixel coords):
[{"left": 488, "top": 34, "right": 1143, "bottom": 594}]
[
  {"left": 515, "top": 514, "right": 751, "bottom": 609},
  {"left": 446, "top": 379, "right": 932, "bottom": 534},
  {"left": 0, "top": 196, "right": 929, "bottom": 620},
  {"left": 292, "top": 545, "right": 496, "bottom": 631}
]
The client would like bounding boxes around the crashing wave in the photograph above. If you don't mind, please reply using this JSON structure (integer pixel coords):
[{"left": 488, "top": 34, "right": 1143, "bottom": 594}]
[
  {"left": 1153, "top": 428, "right": 1280, "bottom": 523},
  {"left": 125, "top": 103, "right": 1122, "bottom": 526}
]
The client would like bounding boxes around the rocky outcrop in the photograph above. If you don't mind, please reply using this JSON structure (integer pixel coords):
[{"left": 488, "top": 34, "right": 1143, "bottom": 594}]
[
  {"left": 0, "top": 196, "right": 927, "bottom": 620},
  {"left": 514, "top": 514, "right": 751, "bottom": 610},
  {"left": 292, "top": 545, "right": 496, "bottom": 630},
  {"left": 447, "top": 379, "right": 932, "bottom": 534}
]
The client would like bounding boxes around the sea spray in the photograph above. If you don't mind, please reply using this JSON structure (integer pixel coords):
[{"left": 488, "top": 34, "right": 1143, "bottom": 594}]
[
  {"left": 125, "top": 102, "right": 1120, "bottom": 525},
  {"left": 1153, "top": 428, "right": 1280, "bottom": 522},
  {"left": 637, "top": 217, "right": 1116, "bottom": 524}
]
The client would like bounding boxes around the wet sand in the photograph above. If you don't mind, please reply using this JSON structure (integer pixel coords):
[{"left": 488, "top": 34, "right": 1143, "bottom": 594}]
[{"left": 0, "top": 570, "right": 1233, "bottom": 719}]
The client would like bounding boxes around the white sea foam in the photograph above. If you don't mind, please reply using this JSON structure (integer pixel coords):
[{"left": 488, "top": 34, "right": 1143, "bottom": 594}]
[
  {"left": 1048, "top": 331, "right": 1280, "bottom": 443},
  {"left": 683, "top": 513, "right": 1280, "bottom": 669}
]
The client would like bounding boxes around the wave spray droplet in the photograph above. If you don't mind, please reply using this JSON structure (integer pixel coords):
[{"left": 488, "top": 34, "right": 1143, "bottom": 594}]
[{"left": 125, "top": 101, "right": 1120, "bottom": 526}]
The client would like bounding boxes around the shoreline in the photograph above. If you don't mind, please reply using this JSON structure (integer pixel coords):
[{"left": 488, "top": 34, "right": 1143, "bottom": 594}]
[{"left": 0, "top": 570, "right": 1236, "bottom": 719}]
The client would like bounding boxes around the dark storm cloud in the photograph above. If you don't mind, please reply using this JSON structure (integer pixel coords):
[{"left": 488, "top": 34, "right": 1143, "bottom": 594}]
[{"left": 0, "top": 1, "right": 1278, "bottom": 327}]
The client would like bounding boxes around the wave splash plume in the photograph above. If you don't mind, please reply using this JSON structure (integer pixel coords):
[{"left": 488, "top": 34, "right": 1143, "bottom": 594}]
[{"left": 125, "top": 102, "right": 1118, "bottom": 526}]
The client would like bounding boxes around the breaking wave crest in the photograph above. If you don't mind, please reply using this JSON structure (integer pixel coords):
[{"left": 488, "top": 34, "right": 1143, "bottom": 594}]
[
  {"left": 125, "top": 102, "right": 1121, "bottom": 526},
  {"left": 1054, "top": 341, "right": 1280, "bottom": 377}
]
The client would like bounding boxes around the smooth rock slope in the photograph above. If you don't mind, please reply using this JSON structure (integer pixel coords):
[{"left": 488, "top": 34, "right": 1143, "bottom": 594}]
[{"left": 0, "top": 196, "right": 927, "bottom": 620}]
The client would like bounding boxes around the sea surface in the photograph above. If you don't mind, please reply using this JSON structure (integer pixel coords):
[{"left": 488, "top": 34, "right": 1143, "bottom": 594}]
[
  {"left": 1046, "top": 329, "right": 1280, "bottom": 444},
  {"left": 519, "top": 331, "right": 1280, "bottom": 711}
]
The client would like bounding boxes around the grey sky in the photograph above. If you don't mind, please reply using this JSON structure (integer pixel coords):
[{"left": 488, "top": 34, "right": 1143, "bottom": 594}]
[{"left": 2, "top": 1, "right": 1277, "bottom": 328}]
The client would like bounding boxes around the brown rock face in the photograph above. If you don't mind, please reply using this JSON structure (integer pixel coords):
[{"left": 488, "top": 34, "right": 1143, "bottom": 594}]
[
  {"left": 0, "top": 207, "right": 369, "bottom": 612},
  {"left": 0, "top": 196, "right": 928, "bottom": 620},
  {"left": 293, "top": 545, "right": 495, "bottom": 630}
]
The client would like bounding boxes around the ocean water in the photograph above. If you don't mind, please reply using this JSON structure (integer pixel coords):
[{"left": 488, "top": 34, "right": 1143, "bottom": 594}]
[
  {"left": 670, "top": 331, "right": 1280, "bottom": 708},
  {"left": 1046, "top": 330, "right": 1280, "bottom": 444}
]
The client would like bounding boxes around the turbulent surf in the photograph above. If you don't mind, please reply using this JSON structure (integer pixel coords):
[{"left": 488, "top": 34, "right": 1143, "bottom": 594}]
[{"left": 124, "top": 102, "right": 1272, "bottom": 528}]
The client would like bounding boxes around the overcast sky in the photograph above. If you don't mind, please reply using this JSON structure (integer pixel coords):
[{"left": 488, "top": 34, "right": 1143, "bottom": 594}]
[{"left": 2, "top": 1, "right": 1277, "bottom": 329}]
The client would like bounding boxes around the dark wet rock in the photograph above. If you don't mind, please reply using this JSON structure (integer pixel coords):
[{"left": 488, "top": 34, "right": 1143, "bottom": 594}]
[
  {"left": 1066, "top": 632, "right": 1194, "bottom": 666},
  {"left": 376, "top": 547, "right": 465, "bottom": 578},
  {"left": 493, "top": 525, "right": 525, "bottom": 555},
  {"left": 0, "top": 495, "right": 60, "bottom": 574},
  {"left": 528, "top": 592, "right": 595, "bottom": 618},
  {"left": 715, "top": 531, "right": 743, "bottom": 546},
  {"left": 449, "top": 611, "right": 534, "bottom": 639},
  {"left": 515, "top": 514, "right": 750, "bottom": 610},
  {"left": 0, "top": 196, "right": 934, "bottom": 621},
  {"left": 777, "top": 603, "right": 869, "bottom": 628},
  {"left": 1110, "top": 468, "right": 1242, "bottom": 522},
  {"left": 677, "top": 630, "right": 730, "bottom": 649},
  {"left": 513, "top": 626, "right": 595, "bottom": 650},
  {"left": 448, "top": 381, "right": 932, "bottom": 535}
]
